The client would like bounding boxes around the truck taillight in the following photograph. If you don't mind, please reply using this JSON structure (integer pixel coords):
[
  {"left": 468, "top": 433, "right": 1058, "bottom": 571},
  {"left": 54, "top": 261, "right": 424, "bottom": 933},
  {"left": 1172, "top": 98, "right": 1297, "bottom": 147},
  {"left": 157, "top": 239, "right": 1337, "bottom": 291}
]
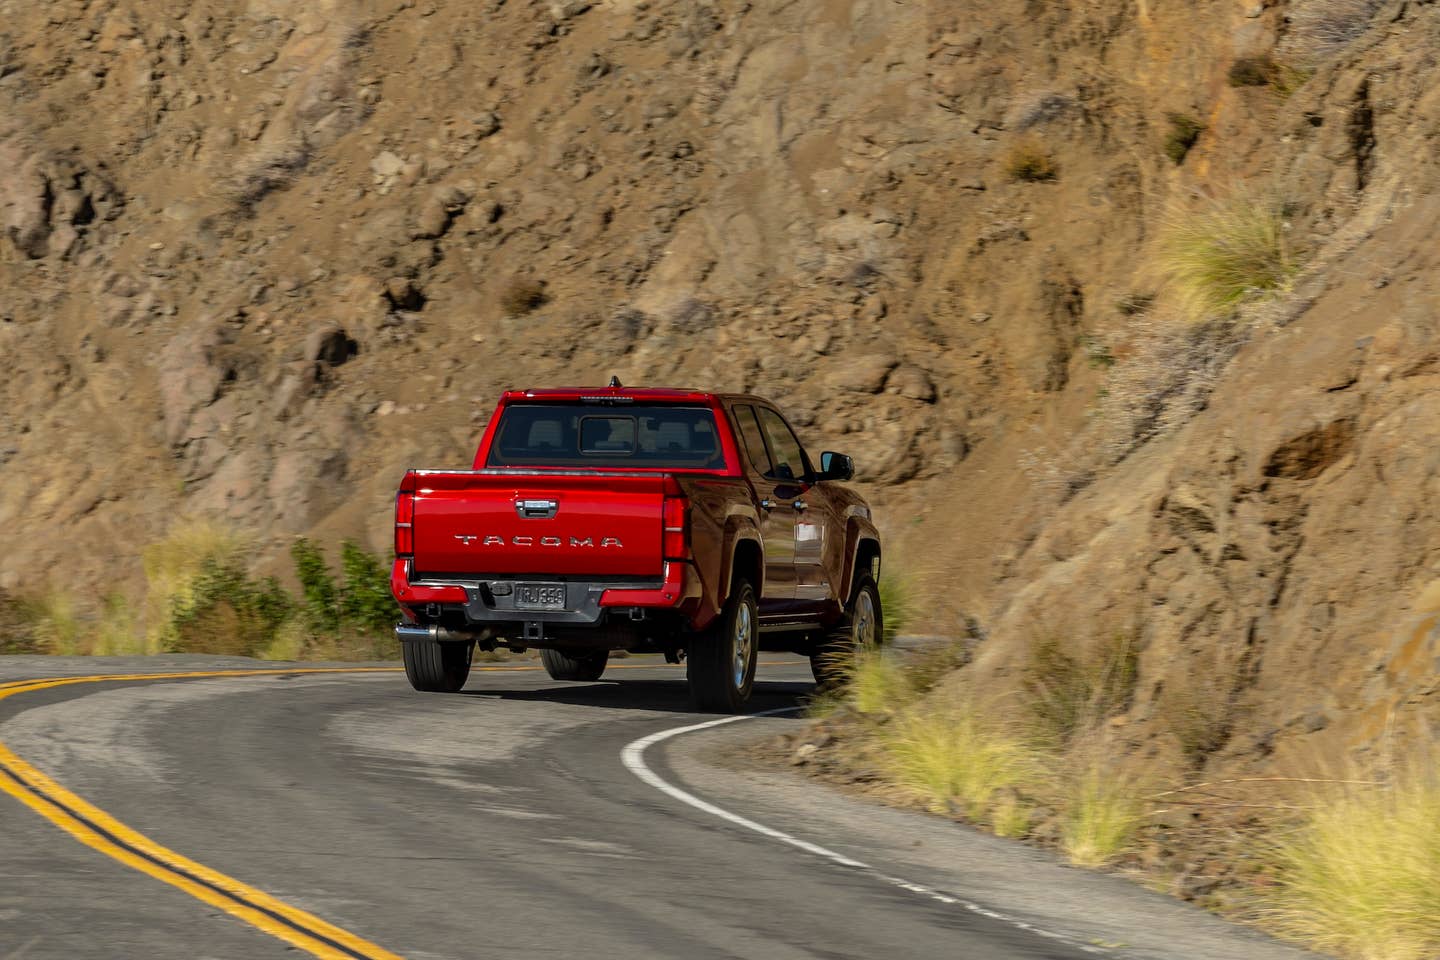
[
  {"left": 395, "top": 473, "right": 416, "bottom": 558},
  {"left": 663, "top": 495, "right": 690, "bottom": 560}
]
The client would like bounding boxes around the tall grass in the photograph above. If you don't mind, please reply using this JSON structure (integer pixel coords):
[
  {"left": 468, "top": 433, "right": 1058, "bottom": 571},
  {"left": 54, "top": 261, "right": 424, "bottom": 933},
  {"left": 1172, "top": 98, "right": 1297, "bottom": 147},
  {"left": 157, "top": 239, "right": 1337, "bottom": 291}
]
[
  {"left": 849, "top": 647, "right": 916, "bottom": 715},
  {"left": 1061, "top": 762, "right": 1146, "bottom": 867},
  {"left": 1023, "top": 632, "right": 1138, "bottom": 747},
  {"left": 27, "top": 592, "right": 85, "bottom": 655},
  {"left": 879, "top": 701, "right": 1038, "bottom": 818},
  {"left": 1158, "top": 193, "right": 1299, "bottom": 320},
  {"left": 878, "top": 575, "right": 910, "bottom": 643},
  {"left": 1266, "top": 773, "right": 1440, "bottom": 960}
]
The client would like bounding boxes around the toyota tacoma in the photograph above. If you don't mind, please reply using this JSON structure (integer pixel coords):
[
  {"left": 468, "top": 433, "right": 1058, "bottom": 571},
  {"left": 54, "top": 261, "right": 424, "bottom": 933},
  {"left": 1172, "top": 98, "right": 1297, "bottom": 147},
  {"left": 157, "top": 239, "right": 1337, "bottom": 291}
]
[{"left": 390, "top": 382, "right": 883, "bottom": 711}]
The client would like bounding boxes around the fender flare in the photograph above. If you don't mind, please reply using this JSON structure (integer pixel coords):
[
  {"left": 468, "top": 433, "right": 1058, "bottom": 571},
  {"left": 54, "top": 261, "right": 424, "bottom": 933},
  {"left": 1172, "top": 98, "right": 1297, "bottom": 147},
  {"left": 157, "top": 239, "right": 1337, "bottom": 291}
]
[
  {"left": 839, "top": 518, "right": 882, "bottom": 604},
  {"left": 720, "top": 517, "right": 764, "bottom": 602}
]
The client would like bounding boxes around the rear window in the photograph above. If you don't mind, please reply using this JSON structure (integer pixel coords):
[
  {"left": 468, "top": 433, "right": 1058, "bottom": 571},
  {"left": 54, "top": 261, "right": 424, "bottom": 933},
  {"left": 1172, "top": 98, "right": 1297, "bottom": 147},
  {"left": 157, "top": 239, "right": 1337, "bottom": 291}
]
[{"left": 488, "top": 404, "right": 726, "bottom": 469}]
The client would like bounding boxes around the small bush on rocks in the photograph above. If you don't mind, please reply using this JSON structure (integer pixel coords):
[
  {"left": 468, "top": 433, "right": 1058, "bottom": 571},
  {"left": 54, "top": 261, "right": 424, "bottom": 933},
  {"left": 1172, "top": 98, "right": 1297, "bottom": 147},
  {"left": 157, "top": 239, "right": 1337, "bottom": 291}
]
[
  {"left": 1003, "top": 141, "right": 1059, "bottom": 182},
  {"left": 1163, "top": 113, "right": 1204, "bottom": 165},
  {"left": 500, "top": 278, "right": 548, "bottom": 315},
  {"left": 1228, "top": 55, "right": 1278, "bottom": 87}
]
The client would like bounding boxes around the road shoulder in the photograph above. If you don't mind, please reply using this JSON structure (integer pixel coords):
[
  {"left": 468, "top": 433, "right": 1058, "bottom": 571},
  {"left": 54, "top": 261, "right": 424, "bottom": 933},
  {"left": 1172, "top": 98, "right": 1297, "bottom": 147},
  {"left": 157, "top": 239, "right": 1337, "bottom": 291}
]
[{"left": 657, "top": 716, "right": 1315, "bottom": 960}]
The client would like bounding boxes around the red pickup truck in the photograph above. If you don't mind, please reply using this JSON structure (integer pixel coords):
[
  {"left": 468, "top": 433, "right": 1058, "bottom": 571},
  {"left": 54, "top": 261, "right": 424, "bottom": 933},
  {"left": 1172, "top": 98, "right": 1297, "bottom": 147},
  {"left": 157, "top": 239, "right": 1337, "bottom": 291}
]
[{"left": 390, "top": 383, "right": 883, "bottom": 711}]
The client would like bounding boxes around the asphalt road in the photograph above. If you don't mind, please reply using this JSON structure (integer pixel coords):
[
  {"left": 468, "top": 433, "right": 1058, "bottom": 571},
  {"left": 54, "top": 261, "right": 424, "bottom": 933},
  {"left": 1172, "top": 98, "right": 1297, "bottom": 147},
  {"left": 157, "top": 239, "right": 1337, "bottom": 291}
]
[{"left": 0, "top": 655, "right": 1313, "bottom": 960}]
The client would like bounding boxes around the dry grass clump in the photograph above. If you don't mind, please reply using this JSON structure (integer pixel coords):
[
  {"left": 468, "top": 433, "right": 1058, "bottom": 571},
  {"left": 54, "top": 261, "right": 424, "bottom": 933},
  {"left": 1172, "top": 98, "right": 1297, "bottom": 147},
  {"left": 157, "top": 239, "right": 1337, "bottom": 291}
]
[
  {"left": 1022, "top": 632, "right": 1138, "bottom": 747},
  {"left": 1265, "top": 771, "right": 1440, "bottom": 960},
  {"left": 1157, "top": 192, "right": 1300, "bottom": 321},
  {"left": 879, "top": 699, "right": 1039, "bottom": 818},
  {"left": 500, "top": 277, "right": 548, "bottom": 315},
  {"left": 1061, "top": 760, "right": 1147, "bottom": 867},
  {"left": 1002, "top": 141, "right": 1059, "bottom": 183},
  {"left": 1227, "top": 55, "right": 1279, "bottom": 87},
  {"left": 849, "top": 647, "right": 917, "bottom": 716}
]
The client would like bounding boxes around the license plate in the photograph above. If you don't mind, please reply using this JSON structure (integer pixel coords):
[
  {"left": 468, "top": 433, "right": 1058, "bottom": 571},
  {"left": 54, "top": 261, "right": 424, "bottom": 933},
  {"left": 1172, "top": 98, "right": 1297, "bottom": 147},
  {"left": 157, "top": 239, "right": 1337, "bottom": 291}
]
[{"left": 515, "top": 582, "right": 566, "bottom": 610}]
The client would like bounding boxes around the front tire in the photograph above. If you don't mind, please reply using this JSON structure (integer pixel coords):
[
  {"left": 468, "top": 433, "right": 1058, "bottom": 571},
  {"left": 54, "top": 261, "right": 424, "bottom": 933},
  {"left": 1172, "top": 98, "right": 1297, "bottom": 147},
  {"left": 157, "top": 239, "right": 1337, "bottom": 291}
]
[
  {"left": 688, "top": 580, "right": 759, "bottom": 713},
  {"left": 402, "top": 640, "right": 474, "bottom": 693},
  {"left": 540, "top": 648, "right": 609, "bottom": 681},
  {"left": 810, "top": 575, "right": 883, "bottom": 689}
]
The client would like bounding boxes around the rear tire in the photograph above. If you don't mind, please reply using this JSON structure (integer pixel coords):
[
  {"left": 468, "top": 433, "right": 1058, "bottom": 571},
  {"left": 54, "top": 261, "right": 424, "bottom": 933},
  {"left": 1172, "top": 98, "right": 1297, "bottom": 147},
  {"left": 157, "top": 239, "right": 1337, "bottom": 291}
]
[
  {"left": 688, "top": 580, "right": 759, "bottom": 713},
  {"left": 810, "top": 575, "right": 883, "bottom": 690},
  {"left": 402, "top": 640, "right": 474, "bottom": 693},
  {"left": 540, "top": 647, "right": 610, "bottom": 681}
]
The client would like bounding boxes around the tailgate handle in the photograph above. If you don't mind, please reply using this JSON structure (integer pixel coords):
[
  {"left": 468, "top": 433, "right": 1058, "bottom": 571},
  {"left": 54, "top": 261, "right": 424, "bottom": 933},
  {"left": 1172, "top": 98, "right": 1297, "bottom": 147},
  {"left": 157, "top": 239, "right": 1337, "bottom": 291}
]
[{"left": 516, "top": 499, "right": 559, "bottom": 519}]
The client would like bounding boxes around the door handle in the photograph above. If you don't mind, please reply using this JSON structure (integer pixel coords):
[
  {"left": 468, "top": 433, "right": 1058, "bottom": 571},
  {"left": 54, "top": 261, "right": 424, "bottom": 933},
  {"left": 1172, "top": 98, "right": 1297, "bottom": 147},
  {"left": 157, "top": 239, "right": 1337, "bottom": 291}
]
[
  {"left": 792, "top": 500, "right": 808, "bottom": 511},
  {"left": 759, "top": 498, "right": 776, "bottom": 511}
]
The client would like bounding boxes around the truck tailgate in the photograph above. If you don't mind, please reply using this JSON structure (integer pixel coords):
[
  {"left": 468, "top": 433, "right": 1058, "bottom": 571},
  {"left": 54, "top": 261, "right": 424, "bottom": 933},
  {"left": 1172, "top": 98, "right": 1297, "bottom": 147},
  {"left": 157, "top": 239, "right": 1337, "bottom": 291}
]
[{"left": 410, "top": 471, "right": 667, "bottom": 578}]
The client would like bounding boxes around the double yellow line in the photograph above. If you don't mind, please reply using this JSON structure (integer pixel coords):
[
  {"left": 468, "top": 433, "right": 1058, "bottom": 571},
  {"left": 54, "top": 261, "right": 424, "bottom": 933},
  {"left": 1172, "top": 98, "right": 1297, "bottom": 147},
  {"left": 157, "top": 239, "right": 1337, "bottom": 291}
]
[{"left": 0, "top": 668, "right": 408, "bottom": 960}]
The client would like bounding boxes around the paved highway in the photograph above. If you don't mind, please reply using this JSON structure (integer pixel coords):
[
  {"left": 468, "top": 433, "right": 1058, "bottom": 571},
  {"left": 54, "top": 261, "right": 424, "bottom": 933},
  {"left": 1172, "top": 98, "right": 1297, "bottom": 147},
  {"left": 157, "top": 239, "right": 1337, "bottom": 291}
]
[{"left": 0, "top": 655, "right": 1311, "bottom": 960}]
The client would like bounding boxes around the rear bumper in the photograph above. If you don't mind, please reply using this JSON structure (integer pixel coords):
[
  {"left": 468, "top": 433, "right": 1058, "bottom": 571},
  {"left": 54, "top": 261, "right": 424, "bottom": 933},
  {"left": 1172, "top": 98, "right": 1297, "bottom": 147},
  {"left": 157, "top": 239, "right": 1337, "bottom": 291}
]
[{"left": 390, "top": 558, "right": 701, "bottom": 630}]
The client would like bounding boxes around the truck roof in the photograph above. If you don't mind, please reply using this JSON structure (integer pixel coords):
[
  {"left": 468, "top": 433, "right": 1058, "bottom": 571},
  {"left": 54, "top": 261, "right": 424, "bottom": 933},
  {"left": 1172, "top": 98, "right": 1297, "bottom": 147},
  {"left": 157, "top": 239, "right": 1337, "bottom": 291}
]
[{"left": 501, "top": 387, "right": 719, "bottom": 403}]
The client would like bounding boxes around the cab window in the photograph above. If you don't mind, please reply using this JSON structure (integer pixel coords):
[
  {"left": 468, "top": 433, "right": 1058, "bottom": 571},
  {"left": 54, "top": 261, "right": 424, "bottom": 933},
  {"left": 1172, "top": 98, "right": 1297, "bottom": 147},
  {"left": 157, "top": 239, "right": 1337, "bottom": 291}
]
[{"left": 757, "top": 407, "right": 809, "bottom": 482}]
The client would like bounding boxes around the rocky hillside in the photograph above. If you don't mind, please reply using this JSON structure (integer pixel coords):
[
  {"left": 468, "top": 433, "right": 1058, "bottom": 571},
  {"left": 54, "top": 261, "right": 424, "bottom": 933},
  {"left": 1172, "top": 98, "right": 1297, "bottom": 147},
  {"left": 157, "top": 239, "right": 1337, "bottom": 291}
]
[{"left": 2, "top": 0, "right": 1437, "bottom": 769}]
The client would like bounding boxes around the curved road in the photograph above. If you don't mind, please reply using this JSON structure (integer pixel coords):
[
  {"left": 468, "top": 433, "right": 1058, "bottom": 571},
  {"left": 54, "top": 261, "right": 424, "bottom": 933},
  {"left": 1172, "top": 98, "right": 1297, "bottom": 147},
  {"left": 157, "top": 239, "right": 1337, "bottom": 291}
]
[{"left": 0, "top": 655, "right": 1310, "bottom": 960}]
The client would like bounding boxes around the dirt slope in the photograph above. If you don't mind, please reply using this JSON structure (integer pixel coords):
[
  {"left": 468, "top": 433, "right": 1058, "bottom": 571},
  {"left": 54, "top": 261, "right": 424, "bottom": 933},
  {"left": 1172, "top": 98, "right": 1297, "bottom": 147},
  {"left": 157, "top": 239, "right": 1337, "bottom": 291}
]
[{"left": 1, "top": 0, "right": 1437, "bottom": 769}]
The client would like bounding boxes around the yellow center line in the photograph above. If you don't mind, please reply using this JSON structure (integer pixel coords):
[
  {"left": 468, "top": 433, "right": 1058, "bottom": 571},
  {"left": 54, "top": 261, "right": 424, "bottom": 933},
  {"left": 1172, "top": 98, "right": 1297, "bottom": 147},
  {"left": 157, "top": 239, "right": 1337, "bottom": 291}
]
[{"left": 0, "top": 668, "right": 412, "bottom": 959}]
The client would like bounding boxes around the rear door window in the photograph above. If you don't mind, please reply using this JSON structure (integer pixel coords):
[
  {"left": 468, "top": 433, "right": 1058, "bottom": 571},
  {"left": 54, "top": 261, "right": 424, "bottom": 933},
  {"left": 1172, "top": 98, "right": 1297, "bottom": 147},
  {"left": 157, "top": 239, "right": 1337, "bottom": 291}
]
[
  {"left": 489, "top": 404, "right": 725, "bottom": 469},
  {"left": 732, "top": 405, "right": 773, "bottom": 476}
]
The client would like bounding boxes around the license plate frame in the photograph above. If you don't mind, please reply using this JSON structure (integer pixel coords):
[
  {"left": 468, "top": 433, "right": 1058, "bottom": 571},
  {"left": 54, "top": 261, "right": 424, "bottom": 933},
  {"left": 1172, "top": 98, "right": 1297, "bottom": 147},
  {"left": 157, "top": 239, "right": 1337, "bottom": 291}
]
[{"left": 514, "top": 582, "right": 567, "bottom": 611}]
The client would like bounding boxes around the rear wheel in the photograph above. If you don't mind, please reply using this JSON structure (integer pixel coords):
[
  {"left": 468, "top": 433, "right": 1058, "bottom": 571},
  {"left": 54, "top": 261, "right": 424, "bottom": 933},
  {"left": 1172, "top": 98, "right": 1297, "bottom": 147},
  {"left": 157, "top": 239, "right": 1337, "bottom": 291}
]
[
  {"left": 688, "top": 580, "right": 759, "bottom": 713},
  {"left": 540, "top": 648, "right": 610, "bottom": 682},
  {"left": 810, "top": 575, "right": 883, "bottom": 690},
  {"left": 402, "top": 640, "right": 474, "bottom": 693}
]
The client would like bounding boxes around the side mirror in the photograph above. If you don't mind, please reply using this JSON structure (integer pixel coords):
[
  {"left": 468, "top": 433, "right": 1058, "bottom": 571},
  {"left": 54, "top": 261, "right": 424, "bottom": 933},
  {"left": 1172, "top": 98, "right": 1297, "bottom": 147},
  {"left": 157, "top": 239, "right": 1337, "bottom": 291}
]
[{"left": 818, "top": 451, "right": 854, "bottom": 482}]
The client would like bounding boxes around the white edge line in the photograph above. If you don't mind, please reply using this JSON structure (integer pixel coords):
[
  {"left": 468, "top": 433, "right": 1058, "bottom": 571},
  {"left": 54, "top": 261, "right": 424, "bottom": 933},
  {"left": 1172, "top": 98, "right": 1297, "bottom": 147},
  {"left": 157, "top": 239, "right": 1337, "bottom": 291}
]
[{"left": 621, "top": 710, "right": 1105, "bottom": 956}]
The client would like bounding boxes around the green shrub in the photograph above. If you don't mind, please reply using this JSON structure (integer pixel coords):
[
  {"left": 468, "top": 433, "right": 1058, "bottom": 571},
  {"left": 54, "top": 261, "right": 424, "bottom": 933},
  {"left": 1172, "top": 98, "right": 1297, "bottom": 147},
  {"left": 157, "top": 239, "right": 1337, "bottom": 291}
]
[
  {"left": 292, "top": 537, "right": 340, "bottom": 633},
  {"left": 1163, "top": 113, "right": 1204, "bottom": 165},
  {"left": 290, "top": 537, "right": 399, "bottom": 659},
  {"left": 338, "top": 540, "right": 398, "bottom": 634},
  {"left": 1266, "top": 773, "right": 1440, "bottom": 960},
  {"left": 1158, "top": 192, "right": 1299, "bottom": 320},
  {"left": 170, "top": 555, "right": 294, "bottom": 656}
]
